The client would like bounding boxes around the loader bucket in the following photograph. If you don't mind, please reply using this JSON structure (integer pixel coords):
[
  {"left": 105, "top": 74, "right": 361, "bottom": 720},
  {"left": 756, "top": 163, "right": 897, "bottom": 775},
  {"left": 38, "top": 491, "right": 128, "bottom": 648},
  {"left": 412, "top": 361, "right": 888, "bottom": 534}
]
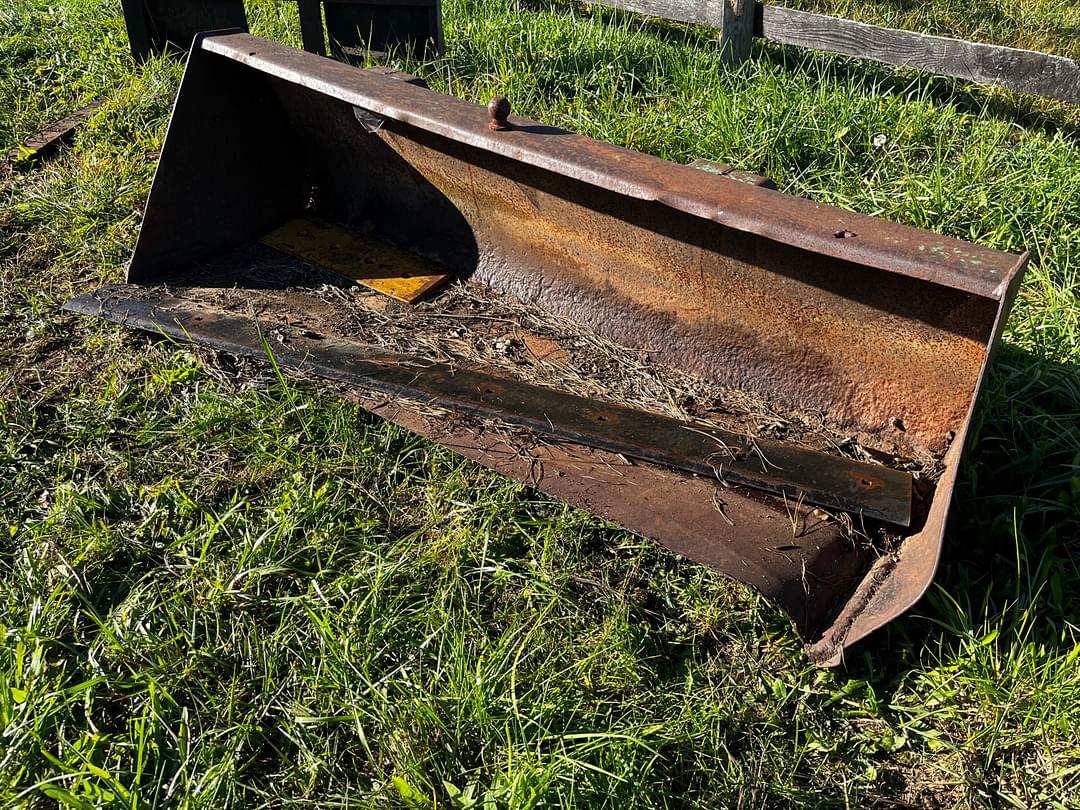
[{"left": 64, "top": 33, "right": 1028, "bottom": 665}]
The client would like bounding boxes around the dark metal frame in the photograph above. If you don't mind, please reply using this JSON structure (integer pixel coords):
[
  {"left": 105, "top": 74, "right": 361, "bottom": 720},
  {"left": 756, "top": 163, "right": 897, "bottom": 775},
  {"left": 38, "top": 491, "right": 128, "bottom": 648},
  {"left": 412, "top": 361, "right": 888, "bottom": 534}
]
[
  {"left": 297, "top": 0, "right": 443, "bottom": 62},
  {"left": 120, "top": 0, "right": 249, "bottom": 61},
  {"left": 119, "top": 0, "right": 442, "bottom": 64}
]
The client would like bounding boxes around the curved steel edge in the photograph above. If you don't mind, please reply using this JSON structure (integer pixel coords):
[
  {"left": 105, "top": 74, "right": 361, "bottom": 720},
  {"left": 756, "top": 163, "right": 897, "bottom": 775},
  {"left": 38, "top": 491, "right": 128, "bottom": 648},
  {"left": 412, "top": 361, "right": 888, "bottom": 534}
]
[
  {"left": 194, "top": 32, "right": 1020, "bottom": 300},
  {"left": 807, "top": 250, "right": 1030, "bottom": 666}
]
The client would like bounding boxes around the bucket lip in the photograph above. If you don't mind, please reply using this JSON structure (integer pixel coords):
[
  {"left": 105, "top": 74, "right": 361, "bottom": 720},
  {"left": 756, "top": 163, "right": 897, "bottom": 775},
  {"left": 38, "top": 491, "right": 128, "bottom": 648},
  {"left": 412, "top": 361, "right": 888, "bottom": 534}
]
[
  {"left": 198, "top": 32, "right": 1026, "bottom": 301},
  {"left": 62, "top": 282, "right": 881, "bottom": 649}
]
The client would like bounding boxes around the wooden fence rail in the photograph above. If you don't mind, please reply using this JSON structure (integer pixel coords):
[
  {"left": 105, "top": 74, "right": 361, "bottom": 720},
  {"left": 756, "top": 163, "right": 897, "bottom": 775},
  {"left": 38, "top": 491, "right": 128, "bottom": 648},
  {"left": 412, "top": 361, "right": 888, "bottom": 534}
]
[{"left": 587, "top": 0, "right": 1080, "bottom": 104}]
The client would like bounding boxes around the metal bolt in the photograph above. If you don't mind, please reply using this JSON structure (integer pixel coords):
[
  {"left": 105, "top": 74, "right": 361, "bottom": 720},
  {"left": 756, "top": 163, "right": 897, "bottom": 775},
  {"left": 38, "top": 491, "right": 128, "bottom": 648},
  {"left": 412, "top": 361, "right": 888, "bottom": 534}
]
[{"left": 488, "top": 96, "right": 511, "bottom": 131}]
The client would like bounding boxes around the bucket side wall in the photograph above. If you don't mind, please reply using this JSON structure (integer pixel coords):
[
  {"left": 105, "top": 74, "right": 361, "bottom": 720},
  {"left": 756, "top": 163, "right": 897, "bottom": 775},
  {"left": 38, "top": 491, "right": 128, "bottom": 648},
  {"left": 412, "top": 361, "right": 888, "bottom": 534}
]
[{"left": 128, "top": 49, "right": 310, "bottom": 280}]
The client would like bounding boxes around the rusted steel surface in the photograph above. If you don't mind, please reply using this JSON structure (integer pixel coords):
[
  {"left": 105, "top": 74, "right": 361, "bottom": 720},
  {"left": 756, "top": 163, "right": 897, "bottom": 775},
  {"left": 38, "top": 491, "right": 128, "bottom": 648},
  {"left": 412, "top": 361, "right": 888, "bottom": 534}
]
[
  {"left": 4, "top": 100, "right": 103, "bottom": 168},
  {"left": 63, "top": 284, "right": 876, "bottom": 642},
  {"left": 131, "top": 33, "right": 1026, "bottom": 454},
  {"left": 487, "top": 96, "right": 512, "bottom": 131},
  {"left": 65, "top": 288, "right": 913, "bottom": 525},
  {"left": 807, "top": 267, "right": 1024, "bottom": 664},
  {"left": 71, "top": 33, "right": 1030, "bottom": 663},
  {"left": 192, "top": 34, "right": 1019, "bottom": 299}
]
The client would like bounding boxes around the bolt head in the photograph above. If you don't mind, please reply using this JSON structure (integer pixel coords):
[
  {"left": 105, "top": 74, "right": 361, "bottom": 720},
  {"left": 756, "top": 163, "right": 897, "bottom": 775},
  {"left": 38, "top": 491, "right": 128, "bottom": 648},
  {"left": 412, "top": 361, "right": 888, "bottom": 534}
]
[{"left": 488, "top": 96, "right": 511, "bottom": 130}]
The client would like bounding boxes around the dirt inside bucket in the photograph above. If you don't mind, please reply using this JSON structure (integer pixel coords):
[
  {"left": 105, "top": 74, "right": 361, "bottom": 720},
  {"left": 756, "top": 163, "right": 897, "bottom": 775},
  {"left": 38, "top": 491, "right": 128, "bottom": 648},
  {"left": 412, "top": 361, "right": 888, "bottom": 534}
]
[{"left": 133, "top": 236, "right": 945, "bottom": 545}]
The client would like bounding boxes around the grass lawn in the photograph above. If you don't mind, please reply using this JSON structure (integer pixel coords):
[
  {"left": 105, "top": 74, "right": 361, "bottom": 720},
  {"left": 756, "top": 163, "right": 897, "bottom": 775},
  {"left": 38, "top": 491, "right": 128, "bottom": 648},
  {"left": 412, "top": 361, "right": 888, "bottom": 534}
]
[{"left": 1, "top": 0, "right": 1078, "bottom": 806}]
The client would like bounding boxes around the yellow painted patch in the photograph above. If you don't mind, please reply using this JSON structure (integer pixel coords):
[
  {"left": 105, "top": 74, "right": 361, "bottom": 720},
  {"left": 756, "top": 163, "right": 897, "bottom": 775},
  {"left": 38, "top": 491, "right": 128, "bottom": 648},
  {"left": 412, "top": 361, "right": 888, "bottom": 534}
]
[{"left": 260, "top": 217, "right": 453, "bottom": 304}]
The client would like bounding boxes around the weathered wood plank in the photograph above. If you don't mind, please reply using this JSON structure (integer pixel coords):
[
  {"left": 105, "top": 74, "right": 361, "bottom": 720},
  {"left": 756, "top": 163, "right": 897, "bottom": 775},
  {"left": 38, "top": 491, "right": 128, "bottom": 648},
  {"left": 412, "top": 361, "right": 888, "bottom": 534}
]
[
  {"left": 759, "top": 5, "right": 1080, "bottom": 103},
  {"left": 591, "top": 0, "right": 755, "bottom": 63},
  {"left": 591, "top": 0, "right": 724, "bottom": 29}
]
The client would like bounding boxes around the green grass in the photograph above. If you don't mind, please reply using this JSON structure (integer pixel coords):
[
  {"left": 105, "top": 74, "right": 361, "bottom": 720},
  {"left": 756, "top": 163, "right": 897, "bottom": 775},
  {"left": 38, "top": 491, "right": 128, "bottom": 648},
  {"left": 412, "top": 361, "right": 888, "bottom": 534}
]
[
  {"left": 778, "top": 0, "right": 1080, "bottom": 61},
  {"left": 2, "top": 0, "right": 1079, "bottom": 806}
]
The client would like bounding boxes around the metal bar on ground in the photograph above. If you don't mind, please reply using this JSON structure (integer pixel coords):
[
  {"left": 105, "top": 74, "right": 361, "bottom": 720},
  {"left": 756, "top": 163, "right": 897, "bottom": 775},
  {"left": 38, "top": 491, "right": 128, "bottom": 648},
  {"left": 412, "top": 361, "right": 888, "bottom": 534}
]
[{"left": 4, "top": 100, "right": 104, "bottom": 169}]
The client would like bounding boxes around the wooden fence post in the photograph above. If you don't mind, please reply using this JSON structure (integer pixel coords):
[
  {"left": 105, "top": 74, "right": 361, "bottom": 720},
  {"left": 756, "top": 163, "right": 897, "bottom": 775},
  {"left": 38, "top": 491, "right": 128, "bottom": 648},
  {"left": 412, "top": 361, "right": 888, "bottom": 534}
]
[
  {"left": 563, "top": 0, "right": 1078, "bottom": 101},
  {"left": 585, "top": 0, "right": 757, "bottom": 64},
  {"left": 719, "top": 0, "right": 755, "bottom": 65}
]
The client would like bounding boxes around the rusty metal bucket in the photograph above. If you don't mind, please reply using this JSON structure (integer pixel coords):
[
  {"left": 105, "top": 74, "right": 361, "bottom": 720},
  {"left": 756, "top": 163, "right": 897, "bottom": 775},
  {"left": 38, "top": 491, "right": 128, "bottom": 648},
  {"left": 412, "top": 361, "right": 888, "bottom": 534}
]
[{"left": 64, "top": 33, "right": 1028, "bottom": 665}]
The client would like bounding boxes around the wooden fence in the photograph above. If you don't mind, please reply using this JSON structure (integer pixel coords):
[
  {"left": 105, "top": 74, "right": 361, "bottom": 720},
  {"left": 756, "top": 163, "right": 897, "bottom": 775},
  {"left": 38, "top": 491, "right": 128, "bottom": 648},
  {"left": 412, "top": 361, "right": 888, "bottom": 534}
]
[{"left": 587, "top": 0, "right": 1080, "bottom": 104}]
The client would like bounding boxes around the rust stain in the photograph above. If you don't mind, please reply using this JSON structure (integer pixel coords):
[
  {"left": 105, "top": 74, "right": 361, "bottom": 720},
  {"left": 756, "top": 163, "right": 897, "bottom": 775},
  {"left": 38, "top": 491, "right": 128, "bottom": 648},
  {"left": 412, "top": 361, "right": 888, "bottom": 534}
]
[
  {"left": 379, "top": 133, "right": 992, "bottom": 452},
  {"left": 522, "top": 334, "right": 571, "bottom": 367}
]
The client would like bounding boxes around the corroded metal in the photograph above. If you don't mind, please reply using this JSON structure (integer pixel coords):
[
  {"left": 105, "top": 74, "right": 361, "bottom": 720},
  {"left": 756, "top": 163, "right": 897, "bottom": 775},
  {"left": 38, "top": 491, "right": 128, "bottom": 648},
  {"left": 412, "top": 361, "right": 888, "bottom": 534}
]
[
  {"left": 4, "top": 100, "right": 103, "bottom": 169},
  {"left": 64, "top": 289, "right": 914, "bottom": 525},
  {"left": 63, "top": 274, "right": 879, "bottom": 644},
  {"left": 69, "top": 33, "right": 1029, "bottom": 664}
]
